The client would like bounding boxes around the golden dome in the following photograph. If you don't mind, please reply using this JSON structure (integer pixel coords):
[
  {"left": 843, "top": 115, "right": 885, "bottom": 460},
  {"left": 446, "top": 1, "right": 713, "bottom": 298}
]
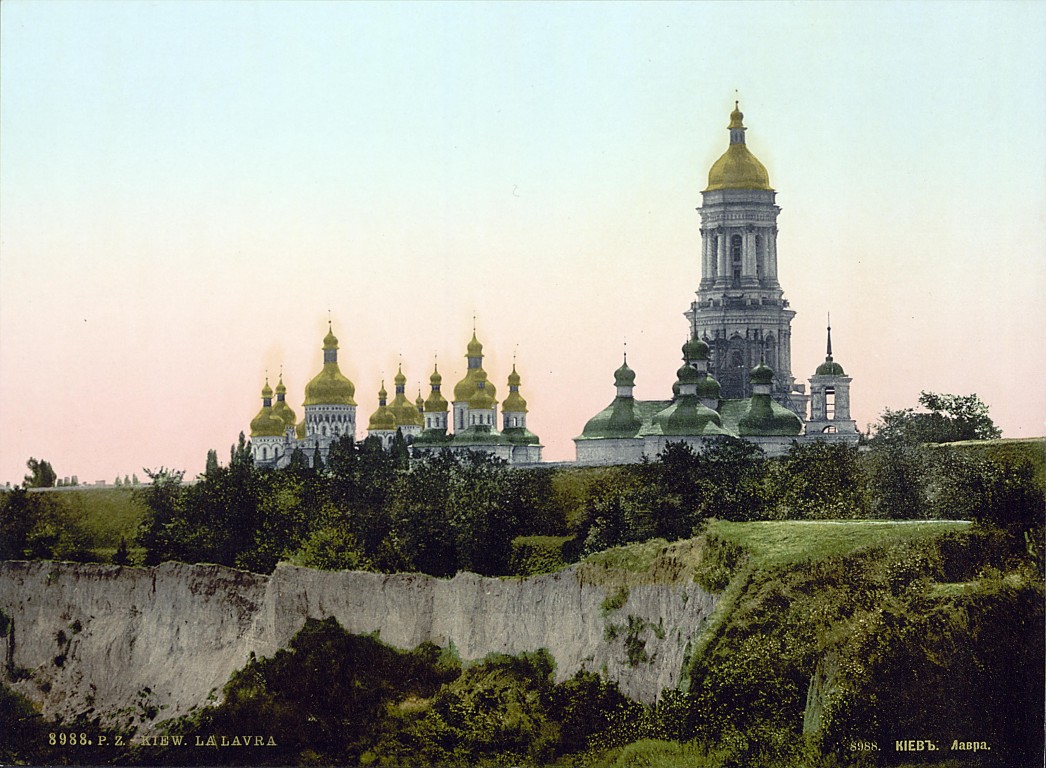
[
  {"left": 368, "top": 383, "right": 396, "bottom": 431},
  {"left": 272, "top": 375, "right": 296, "bottom": 429},
  {"left": 426, "top": 364, "right": 449, "bottom": 412},
  {"left": 469, "top": 369, "right": 497, "bottom": 410},
  {"left": 250, "top": 381, "right": 285, "bottom": 437},
  {"left": 390, "top": 368, "right": 424, "bottom": 428},
  {"left": 503, "top": 364, "right": 527, "bottom": 413},
  {"left": 295, "top": 419, "right": 306, "bottom": 439},
  {"left": 303, "top": 327, "right": 356, "bottom": 406},
  {"left": 467, "top": 332, "right": 483, "bottom": 357},
  {"left": 705, "top": 102, "right": 772, "bottom": 192}
]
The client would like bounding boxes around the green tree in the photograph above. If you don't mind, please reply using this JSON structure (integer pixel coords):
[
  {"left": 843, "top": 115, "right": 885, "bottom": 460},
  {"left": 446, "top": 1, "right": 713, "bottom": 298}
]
[
  {"left": 872, "top": 392, "right": 1001, "bottom": 445},
  {"left": 136, "top": 467, "right": 186, "bottom": 565},
  {"left": 204, "top": 449, "right": 220, "bottom": 477},
  {"left": 768, "top": 441, "right": 867, "bottom": 519},
  {"left": 112, "top": 537, "right": 131, "bottom": 565},
  {"left": 23, "top": 458, "right": 57, "bottom": 488}
]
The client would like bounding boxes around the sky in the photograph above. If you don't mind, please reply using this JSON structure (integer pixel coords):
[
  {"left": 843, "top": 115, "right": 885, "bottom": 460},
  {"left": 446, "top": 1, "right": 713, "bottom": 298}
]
[{"left": 1, "top": 1, "right": 1044, "bottom": 485}]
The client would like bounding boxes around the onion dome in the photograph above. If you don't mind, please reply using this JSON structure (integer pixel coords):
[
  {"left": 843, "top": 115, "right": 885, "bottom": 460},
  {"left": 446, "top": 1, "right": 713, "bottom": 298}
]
[
  {"left": 425, "top": 364, "right": 449, "bottom": 412},
  {"left": 389, "top": 365, "right": 424, "bottom": 427},
  {"left": 676, "top": 363, "right": 700, "bottom": 387},
  {"left": 469, "top": 369, "right": 497, "bottom": 410},
  {"left": 303, "top": 325, "right": 357, "bottom": 406},
  {"left": 696, "top": 374, "right": 722, "bottom": 400},
  {"left": 368, "top": 383, "right": 396, "bottom": 431},
  {"left": 651, "top": 395, "right": 725, "bottom": 437},
  {"left": 250, "top": 381, "right": 286, "bottom": 438},
  {"left": 683, "top": 336, "right": 710, "bottom": 362},
  {"left": 614, "top": 356, "right": 636, "bottom": 388},
  {"left": 750, "top": 362, "right": 775, "bottom": 386},
  {"left": 502, "top": 365, "right": 528, "bottom": 413},
  {"left": 705, "top": 102, "right": 772, "bottom": 192},
  {"left": 295, "top": 419, "right": 306, "bottom": 439},
  {"left": 453, "top": 332, "right": 496, "bottom": 402},
  {"left": 815, "top": 322, "right": 846, "bottom": 375},
  {"left": 272, "top": 375, "right": 297, "bottom": 430}
]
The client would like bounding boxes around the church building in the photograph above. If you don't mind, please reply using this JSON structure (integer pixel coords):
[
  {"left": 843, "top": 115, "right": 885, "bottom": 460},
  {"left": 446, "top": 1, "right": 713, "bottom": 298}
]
[
  {"left": 250, "top": 326, "right": 542, "bottom": 468},
  {"left": 575, "top": 103, "right": 858, "bottom": 464}
]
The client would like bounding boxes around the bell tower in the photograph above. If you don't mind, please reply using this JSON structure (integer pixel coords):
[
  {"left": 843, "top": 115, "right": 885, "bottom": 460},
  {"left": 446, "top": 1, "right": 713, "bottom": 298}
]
[{"left": 685, "top": 103, "right": 807, "bottom": 415}]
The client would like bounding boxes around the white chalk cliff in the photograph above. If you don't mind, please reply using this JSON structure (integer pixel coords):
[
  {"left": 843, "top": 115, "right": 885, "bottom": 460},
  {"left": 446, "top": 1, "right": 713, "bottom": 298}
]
[{"left": 0, "top": 557, "right": 715, "bottom": 732}]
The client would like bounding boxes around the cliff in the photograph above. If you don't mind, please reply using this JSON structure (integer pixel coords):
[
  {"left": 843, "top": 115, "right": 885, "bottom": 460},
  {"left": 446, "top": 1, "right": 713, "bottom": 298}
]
[{"left": 0, "top": 557, "right": 715, "bottom": 733}]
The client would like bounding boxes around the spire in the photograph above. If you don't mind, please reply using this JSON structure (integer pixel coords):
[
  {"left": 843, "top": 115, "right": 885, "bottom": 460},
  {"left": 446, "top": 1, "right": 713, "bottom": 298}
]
[{"left": 826, "top": 313, "right": 833, "bottom": 360}]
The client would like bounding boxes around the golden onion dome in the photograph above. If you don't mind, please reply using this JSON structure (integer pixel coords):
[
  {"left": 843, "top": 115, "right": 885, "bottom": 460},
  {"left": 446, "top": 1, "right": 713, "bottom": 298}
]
[
  {"left": 416, "top": 393, "right": 425, "bottom": 411},
  {"left": 368, "top": 384, "right": 396, "bottom": 431},
  {"left": 272, "top": 376, "right": 296, "bottom": 428},
  {"left": 469, "top": 369, "right": 496, "bottom": 410},
  {"left": 295, "top": 419, "right": 306, "bottom": 439},
  {"left": 467, "top": 332, "right": 483, "bottom": 357},
  {"left": 304, "top": 366, "right": 357, "bottom": 406},
  {"left": 394, "top": 365, "right": 407, "bottom": 387},
  {"left": 503, "top": 365, "right": 527, "bottom": 413},
  {"left": 250, "top": 383, "right": 285, "bottom": 438},
  {"left": 426, "top": 364, "right": 449, "bottom": 412},
  {"left": 303, "top": 327, "right": 356, "bottom": 406},
  {"left": 705, "top": 102, "right": 772, "bottom": 192}
]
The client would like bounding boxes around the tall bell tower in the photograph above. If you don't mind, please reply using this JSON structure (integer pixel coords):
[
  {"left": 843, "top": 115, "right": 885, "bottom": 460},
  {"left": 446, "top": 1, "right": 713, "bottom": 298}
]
[{"left": 685, "top": 103, "right": 807, "bottom": 415}]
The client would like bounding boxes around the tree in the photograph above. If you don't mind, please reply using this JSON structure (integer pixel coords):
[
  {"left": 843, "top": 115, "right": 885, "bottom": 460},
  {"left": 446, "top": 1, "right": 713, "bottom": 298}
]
[
  {"left": 112, "top": 537, "right": 131, "bottom": 566},
  {"left": 136, "top": 467, "right": 186, "bottom": 565},
  {"left": 204, "top": 449, "right": 220, "bottom": 478},
  {"left": 23, "top": 458, "right": 56, "bottom": 488},
  {"left": 872, "top": 392, "right": 1001, "bottom": 445}
]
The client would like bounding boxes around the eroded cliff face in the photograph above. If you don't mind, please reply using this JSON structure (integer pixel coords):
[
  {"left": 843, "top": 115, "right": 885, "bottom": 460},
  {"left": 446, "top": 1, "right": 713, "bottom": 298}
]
[{"left": 0, "top": 559, "right": 715, "bottom": 733}]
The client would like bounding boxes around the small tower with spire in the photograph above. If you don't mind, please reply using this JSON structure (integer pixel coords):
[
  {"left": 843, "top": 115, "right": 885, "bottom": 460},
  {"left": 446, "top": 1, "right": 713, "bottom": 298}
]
[{"left": 806, "top": 317, "right": 857, "bottom": 439}]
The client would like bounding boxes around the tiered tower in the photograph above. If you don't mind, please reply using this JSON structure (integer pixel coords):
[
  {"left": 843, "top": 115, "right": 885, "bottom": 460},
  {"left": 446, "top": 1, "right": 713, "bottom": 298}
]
[{"left": 685, "top": 103, "right": 807, "bottom": 415}]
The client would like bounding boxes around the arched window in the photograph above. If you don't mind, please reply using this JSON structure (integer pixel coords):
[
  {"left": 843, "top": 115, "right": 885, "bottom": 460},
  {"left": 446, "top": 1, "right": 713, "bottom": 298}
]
[{"left": 822, "top": 425, "right": 838, "bottom": 434}]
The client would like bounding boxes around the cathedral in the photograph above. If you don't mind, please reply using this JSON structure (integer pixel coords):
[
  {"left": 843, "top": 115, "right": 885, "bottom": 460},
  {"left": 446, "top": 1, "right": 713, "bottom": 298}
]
[
  {"left": 249, "top": 326, "right": 542, "bottom": 468},
  {"left": 574, "top": 103, "right": 858, "bottom": 464}
]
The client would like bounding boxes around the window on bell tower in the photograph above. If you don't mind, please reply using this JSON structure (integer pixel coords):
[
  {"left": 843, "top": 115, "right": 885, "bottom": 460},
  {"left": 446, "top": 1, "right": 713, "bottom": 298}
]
[
  {"left": 825, "top": 387, "right": 836, "bottom": 420},
  {"left": 731, "top": 235, "right": 742, "bottom": 282}
]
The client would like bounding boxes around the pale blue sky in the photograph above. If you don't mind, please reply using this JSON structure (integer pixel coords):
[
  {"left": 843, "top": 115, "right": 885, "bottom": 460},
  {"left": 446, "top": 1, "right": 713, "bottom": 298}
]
[{"left": 2, "top": 1, "right": 1044, "bottom": 481}]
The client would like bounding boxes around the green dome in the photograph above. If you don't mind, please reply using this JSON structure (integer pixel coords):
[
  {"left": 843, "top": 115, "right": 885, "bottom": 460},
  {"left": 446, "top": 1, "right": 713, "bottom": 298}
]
[
  {"left": 651, "top": 397, "right": 724, "bottom": 436},
  {"left": 750, "top": 362, "right": 774, "bottom": 386},
  {"left": 696, "top": 375, "right": 721, "bottom": 400},
  {"left": 614, "top": 357, "right": 636, "bottom": 388},
  {"left": 683, "top": 336, "right": 709, "bottom": 361},
  {"left": 467, "top": 332, "right": 483, "bottom": 357},
  {"left": 738, "top": 395, "right": 803, "bottom": 437},
  {"left": 676, "top": 363, "right": 700, "bottom": 386},
  {"left": 816, "top": 356, "right": 846, "bottom": 376}
]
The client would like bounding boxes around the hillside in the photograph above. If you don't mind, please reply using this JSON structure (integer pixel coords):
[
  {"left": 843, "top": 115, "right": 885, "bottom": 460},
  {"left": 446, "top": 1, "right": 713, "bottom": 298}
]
[{"left": 3, "top": 515, "right": 1039, "bottom": 766}]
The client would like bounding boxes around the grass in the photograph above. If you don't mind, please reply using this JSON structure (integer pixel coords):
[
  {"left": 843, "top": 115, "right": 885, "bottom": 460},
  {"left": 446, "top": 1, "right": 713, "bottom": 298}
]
[
  {"left": 709, "top": 519, "right": 973, "bottom": 569},
  {"left": 45, "top": 487, "right": 148, "bottom": 548}
]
